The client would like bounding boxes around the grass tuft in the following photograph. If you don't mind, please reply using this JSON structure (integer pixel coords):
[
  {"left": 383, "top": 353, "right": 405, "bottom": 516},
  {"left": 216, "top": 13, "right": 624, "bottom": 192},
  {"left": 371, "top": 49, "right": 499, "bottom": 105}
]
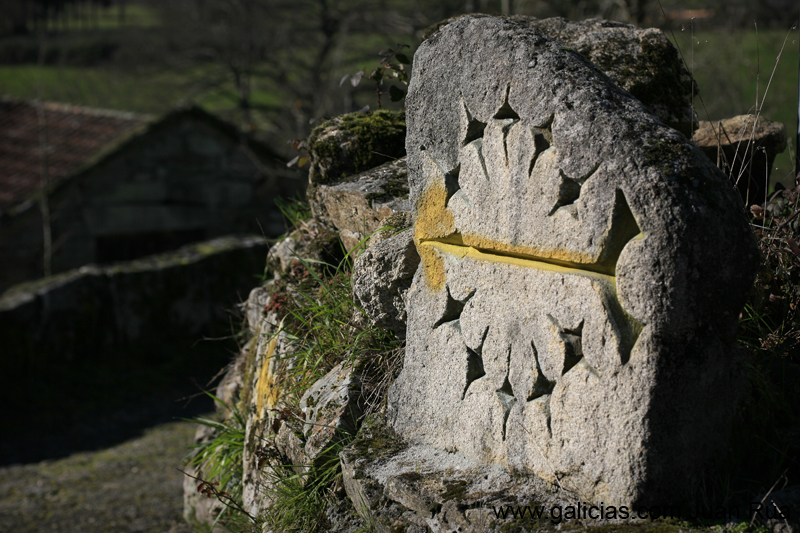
[{"left": 183, "top": 392, "right": 247, "bottom": 521}]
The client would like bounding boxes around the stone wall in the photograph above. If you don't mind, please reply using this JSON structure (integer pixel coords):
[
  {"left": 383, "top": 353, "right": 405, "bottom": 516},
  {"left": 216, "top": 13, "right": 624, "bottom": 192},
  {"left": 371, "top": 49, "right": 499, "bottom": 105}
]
[{"left": 0, "top": 235, "right": 268, "bottom": 374}]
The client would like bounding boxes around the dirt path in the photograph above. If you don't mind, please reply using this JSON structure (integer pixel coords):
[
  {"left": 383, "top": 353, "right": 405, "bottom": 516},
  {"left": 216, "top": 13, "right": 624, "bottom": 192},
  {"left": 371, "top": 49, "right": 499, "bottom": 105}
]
[{"left": 0, "top": 419, "right": 201, "bottom": 533}]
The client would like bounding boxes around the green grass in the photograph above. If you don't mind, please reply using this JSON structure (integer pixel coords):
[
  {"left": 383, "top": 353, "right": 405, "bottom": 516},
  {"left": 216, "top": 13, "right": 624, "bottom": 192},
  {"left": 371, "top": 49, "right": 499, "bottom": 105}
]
[
  {"left": 668, "top": 27, "right": 800, "bottom": 187},
  {"left": 0, "top": 64, "right": 284, "bottom": 117},
  {"left": 251, "top": 253, "right": 400, "bottom": 532},
  {"left": 44, "top": 2, "right": 162, "bottom": 31},
  {"left": 260, "top": 443, "right": 347, "bottom": 533},
  {"left": 185, "top": 394, "right": 247, "bottom": 504},
  {"left": 185, "top": 221, "right": 401, "bottom": 532},
  {"left": 272, "top": 249, "right": 399, "bottom": 406},
  {"left": 195, "top": 71, "right": 283, "bottom": 114},
  {"left": 0, "top": 65, "right": 186, "bottom": 113}
]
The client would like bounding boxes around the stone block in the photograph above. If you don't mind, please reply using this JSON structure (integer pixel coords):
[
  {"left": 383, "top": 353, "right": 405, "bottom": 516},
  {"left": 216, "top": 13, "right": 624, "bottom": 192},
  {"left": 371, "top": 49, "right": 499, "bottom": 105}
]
[
  {"left": 242, "top": 316, "right": 365, "bottom": 513},
  {"left": 265, "top": 219, "right": 344, "bottom": 277},
  {"left": 692, "top": 114, "right": 788, "bottom": 205},
  {"left": 352, "top": 228, "right": 419, "bottom": 338},
  {"left": 300, "top": 362, "right": 363, "bottom": 461},
  {"left": 340, "top": 415, "right": 573, "bottom": 533},
  {"left": 389, "top": 16, "right": 758, "bottom": 507},
  {"left": 310, "top": 157, "right": 411, "bottom": 251}
]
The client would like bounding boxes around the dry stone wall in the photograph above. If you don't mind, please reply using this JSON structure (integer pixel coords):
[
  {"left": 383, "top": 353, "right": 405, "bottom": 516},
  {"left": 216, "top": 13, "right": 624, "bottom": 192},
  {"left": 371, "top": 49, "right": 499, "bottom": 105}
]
[
  {"left": 388, "top": 16, "right": 758, "bottom": 507},
  {"left": 0, "top": 235, "right": 268, "bottom": 368}
]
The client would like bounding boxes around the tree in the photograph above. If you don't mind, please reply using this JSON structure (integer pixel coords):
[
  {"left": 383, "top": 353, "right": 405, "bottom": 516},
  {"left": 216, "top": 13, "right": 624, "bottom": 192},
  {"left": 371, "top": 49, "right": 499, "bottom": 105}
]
[{"left": 154, "top": 0, "right": 425, "bottom": 142}]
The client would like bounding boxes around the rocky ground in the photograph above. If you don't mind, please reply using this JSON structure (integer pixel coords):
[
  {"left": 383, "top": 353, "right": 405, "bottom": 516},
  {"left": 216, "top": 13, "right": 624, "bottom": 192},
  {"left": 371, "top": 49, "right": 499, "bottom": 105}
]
[{"left": 0, "top": 418, "right": 202, "bottom": 533}]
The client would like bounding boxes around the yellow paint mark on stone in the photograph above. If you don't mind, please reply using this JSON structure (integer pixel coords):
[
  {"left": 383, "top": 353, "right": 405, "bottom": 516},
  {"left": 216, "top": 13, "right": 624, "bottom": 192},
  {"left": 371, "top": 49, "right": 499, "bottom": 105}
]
[
  {"left": 255, "top": 319, "right": 284, "bottom": 421},
  {"left": 460, "top": 233, "right": 601, "bottom": 271},
  {"left": 412, "top": 153, "right": 642, "bottom": 286},
  {"left": 415, "top": 181, "right": 455, "bottom": 241},
  {"left": 419, "top": 240, "right": 617, "bottom": 285},
  {"left": 415, "top": 180, "right": 457, "bottom": 291},
  {"left": 417, "top": 244, "right": 447, "bottom": 291}
]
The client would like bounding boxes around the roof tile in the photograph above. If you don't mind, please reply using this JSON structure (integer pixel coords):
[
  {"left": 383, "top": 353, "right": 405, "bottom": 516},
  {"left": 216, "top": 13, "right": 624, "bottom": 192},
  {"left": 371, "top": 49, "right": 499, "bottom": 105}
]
[{"left": 0, "top": 98, "right": 147, "bottom": 211}]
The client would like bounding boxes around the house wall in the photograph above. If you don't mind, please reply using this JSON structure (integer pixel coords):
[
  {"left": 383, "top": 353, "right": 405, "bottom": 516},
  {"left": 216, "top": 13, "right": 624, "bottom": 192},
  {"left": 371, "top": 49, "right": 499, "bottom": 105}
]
[{"left": 0, "top": 117, "right": 304, "bottom": 292}]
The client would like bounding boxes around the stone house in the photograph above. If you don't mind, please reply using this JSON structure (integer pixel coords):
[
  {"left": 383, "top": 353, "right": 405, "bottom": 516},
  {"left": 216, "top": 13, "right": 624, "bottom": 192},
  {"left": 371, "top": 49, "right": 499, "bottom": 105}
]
[{"left": 0, "top": 98, "right": 303, "bottom": 292}]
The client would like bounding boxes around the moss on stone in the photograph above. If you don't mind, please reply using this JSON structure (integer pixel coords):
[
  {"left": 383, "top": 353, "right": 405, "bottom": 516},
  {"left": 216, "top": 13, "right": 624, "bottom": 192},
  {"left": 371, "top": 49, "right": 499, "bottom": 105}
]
[
  {"left": 307, "top": 110, "right": 406, "bottom": 186},
  {"left": 363, "top": 175, "right": 410, "bottom": 203},
  {"left": 346, "top": 413, "right": 406, "bottom": 467},
  {"left": 578, "top": 30, "right": 692, "bottom": 118},
  {"left": 380, "top": 212, "right": 412, "bottom": 230},
  {"left": 441, "top": 479, "right": 468, "bottom": 501},
  {"left": 626, "top": 40, "right": 694, "bottom": 135},
  {"left": 239, "top": 336, "right": 259, "bottom": 412},
  {"left": 643, "top": 137, "right": 693, "bottom": 178}
]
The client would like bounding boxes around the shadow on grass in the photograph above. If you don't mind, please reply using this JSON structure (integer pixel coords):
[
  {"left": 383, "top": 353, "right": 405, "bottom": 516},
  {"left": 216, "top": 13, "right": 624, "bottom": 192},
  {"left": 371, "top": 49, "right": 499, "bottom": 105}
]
[{"left": 0, "top": 337, "right": 235, "bottom": 466}]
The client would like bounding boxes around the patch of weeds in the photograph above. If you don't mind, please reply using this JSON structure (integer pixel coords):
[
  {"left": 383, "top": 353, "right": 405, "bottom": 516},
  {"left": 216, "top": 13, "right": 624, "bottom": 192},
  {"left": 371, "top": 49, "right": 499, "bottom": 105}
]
[
  {"left": 275, "top": 194, "right": 313, "bottom": 231},
  {"left": 259, "top": 440, "right": 349, "bottom": 532},
  {"left": 183, "top": 392, "right": 253, "bottom": 530},
  {"left": 662, "top": 22, "right": 799, "bottom": 506},
  {"left": 340, "top": 44, "right": 411, "bottom": 109},
  {"left": 714, "top": 183, "right": 800, "bottom": 512},
  {"left": 247, "top": 233, "right": 401, "bottom": 532}
]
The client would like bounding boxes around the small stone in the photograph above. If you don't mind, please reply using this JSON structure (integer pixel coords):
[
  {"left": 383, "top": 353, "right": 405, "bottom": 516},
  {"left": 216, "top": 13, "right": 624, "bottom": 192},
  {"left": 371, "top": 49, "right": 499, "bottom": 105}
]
[
  {"left": 300, "top": 362, "right": 364, "bottom": 461},
  {"left": 309, "top": 157, "right": 411, "bottom": 251},
  {"left": 265, "top": 219, "right": 343, "bottom": 278}
]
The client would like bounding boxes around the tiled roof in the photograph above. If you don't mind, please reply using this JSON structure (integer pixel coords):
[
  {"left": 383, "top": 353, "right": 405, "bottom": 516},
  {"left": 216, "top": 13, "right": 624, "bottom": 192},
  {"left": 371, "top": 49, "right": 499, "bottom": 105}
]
[{"left": 0, "top": 97, "right": 148, "bottom": 212}]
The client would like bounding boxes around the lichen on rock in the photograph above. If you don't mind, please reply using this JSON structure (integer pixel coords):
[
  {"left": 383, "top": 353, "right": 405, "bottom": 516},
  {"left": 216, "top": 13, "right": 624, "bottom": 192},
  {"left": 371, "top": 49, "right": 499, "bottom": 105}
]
[{"left": 307, "top": 110, "right": 406, "bottom": 187}]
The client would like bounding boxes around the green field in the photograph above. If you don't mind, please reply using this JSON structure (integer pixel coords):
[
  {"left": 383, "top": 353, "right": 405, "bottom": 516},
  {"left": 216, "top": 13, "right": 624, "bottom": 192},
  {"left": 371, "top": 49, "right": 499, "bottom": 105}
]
[
  {"left": 44, "top": 2, "right": 161, "bottom": 31},
  {"left": 0, "top": 65, "right": 183, "bottom": 113},
  {"left": 0, "top": 64, "right": 284, "bottom": 119}
]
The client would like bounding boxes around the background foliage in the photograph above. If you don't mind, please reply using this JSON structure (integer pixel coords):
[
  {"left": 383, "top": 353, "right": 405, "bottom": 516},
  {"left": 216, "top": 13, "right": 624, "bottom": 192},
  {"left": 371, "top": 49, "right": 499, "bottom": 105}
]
[{"left": 2, "top": 0, "right": 799, "bottom": 174}]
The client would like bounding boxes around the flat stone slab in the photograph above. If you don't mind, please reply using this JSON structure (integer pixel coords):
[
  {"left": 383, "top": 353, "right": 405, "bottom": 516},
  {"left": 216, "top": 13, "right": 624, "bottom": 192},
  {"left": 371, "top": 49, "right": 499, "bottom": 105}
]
[
  {"left": 340, "top": 416, "right": 573, "bottom": 533},
  {"left": 389, "top": 15, "right": 758, "bottom": 508}
]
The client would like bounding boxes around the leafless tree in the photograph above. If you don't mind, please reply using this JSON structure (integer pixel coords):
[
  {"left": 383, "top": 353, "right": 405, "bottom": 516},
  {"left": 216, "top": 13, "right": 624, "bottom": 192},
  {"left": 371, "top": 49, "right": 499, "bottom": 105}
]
[{"left": 154, "top": 0, "right": 427, "bottom": 140}]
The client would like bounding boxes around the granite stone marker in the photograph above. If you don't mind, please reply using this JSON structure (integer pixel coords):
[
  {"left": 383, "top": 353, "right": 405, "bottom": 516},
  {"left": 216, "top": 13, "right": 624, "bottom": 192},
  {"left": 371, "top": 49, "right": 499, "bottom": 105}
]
[{"left": 388, "top": 16, "right": 758, "bottom": 507}]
